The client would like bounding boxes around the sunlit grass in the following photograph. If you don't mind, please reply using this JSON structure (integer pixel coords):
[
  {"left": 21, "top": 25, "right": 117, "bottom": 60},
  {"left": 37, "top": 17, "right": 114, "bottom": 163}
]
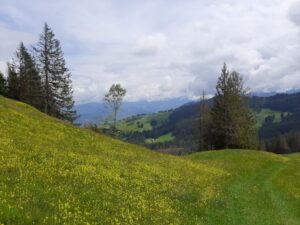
[
  {"left": 116, "top": 111, "right": 170, "bottom": 132},
  {"left": 145, "top": 132, "right": 175, "bottom": 144},
  {"left": 0, "top": 96, "right": 225, "bottom": 224},
  {"left": 254, "top": 108, "right": 286, "bottom": 128},
  {"left": 0, "top": 96, "right": 299, "bottom": 224}
]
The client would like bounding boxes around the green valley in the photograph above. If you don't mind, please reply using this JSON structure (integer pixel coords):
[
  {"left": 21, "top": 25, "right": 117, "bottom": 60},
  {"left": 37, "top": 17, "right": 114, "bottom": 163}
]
[
  {"left": 111, "top": 103, "right": 288, "bottom": 152},
  {"left": 115, "top": 111, "right": 171, "bottom": 132}
]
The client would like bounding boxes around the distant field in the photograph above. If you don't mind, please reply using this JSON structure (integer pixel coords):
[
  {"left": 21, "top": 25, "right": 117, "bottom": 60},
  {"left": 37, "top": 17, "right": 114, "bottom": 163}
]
[
  {"left": 145, "top": 132, "right": 175, "bottom": 144},
  {"left": 0, "top": 96, "right": 299, "bottom": 224},
  {"left": 116, "top": 111, "right": 171, "bottom": 132},
  {"left": 118, "top": 107, "right": 285, "bottom": 133},
  {"left": 254, "top": 108, "right": 286, "bottom": 128},
  {"left": 116, "top": 107, "right": 284, "bottom": 145}
]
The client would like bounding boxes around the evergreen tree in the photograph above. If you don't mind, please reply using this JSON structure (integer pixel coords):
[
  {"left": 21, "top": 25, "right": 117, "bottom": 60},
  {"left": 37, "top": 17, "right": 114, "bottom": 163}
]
[
  {"left": 6, "top": 63, "right": 20, "bottom": 100},
  {"left": 15, "top": 42, "right": 43, "bottom": 110},
  {"left": 57, "top": 71, "right": 77, "bottom": 122},
  {"left": 199, "top": 90, "right": 211, "bottom": 151},
  {"left": 0, "top": 71, "right": 6, "bottom": 95},
  {"left": 210, "top": 63, "right": 257, "bottom": 149},
  {"left": 33, "top": 23, "right": 77, "bottom": 122}
]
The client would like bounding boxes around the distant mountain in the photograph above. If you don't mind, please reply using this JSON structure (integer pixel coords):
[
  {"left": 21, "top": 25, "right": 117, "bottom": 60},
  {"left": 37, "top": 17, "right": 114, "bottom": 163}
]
[
  {"left": 250, "top": 91, "right": 278, "bottom": 97},
  {"left": 75, "top": 97, "right": 191, "bottom": 125},
  {"left": 250, "top": 92, "right": 300, "bottom": 112},
  {"left": 250, "top": 88, "right": 300, "bottom": 97},
  {"left": 166, "top": 92, "right": 300, "bottom": 129}
]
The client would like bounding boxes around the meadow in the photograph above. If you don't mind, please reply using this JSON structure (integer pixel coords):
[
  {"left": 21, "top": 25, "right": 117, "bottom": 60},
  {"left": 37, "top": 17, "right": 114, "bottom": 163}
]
[
  {"left": 0, "top": 96, "right": 299, "bottom": 224},
  {"left": 254, "top": 108, "right": 285, "bottom": 128},
  {"left": 115, "top": 111, "right": 171, "bottom": 132},
  {"left": 113, "top": 107, "right": 285, "bottom": 146},
  {"left": 145, "top": 132, "right": 175, "bottom": 144}
]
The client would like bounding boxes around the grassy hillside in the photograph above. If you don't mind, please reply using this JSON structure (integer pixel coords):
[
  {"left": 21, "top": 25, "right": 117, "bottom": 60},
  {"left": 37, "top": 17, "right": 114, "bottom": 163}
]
[
  {"left": 145, "top": 132, "right": 175, "bottom": 144},
  {"left": 102, "top": 92, "right": 300, "bottom": 152},
  {"left": 115, "top": 111, "right": 171, "bottom": 132},
  {"left": 254, "top": 108, "right": 285, "bottom": 128},
  {"left": 114, "top": 107, "right": 284, "bottom": 148},
  {"left": 0, "top": 96, "right": 300, "bottom": 224}
]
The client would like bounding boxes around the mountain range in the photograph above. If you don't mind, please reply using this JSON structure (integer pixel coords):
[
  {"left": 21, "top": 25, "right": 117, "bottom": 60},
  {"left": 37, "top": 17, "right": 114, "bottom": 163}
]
[
  {"left": 75, "top": 97, "right": 191, "bottom": 125},
  {"left": 76, "top": 90, "right": 300, "bottom": 125}
]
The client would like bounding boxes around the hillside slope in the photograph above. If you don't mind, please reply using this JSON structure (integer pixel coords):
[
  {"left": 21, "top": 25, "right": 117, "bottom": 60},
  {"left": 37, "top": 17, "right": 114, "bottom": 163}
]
[
  {"left": 0, "top": 96, "right": 299, "bottom": 224},
  {"left": 117, "top": 92, "right": 300, "bottom": 152}
]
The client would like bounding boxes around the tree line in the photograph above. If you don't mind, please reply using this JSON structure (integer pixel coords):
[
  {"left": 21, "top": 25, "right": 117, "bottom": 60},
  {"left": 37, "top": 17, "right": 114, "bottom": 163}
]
[
  {"left": 0, "top": 23, "right": 77, "bottom": 122},
  {"left": 262, "top": 131, "right": 300, "bottom": 154},
  {"left": 258, "top": 110, "right": 300, "bottom": 153}
]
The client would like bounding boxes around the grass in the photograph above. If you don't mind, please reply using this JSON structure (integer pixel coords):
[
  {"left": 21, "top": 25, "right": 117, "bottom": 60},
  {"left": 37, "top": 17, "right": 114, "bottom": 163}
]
[
  {"left": 254, "top": 108, "right": 285, "bottom": 128},
  {"left": 187, "top": 150, "right": 300, "bottom": 224},
  {"left": 0, "top": 96, "right": 299, "bottom": 224},
  {"left": 115, "top": 111, "right": 171, "bottom": 132},
  {"left": 119, "top": 107, "right": 284, "bottom": 132},
  {"left": 145, "top": 132, "right": 175, "bottom": 144}
]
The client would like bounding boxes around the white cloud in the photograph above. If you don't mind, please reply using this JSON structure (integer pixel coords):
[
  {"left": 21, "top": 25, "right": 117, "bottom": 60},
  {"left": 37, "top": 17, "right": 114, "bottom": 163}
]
[
  {"left": 134, "top": 33, "right": 167, "bottom": 56},
  {"left": 0, "top": 22, "right": 36, "bottom": 73},
  {"left": 0, "top": 0, "right": 300, "bottom": 103}
]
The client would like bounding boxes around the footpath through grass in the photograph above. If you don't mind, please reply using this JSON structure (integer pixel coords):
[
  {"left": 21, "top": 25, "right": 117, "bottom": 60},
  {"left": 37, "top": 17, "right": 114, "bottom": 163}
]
[{"left": 188, "top": 150, "right": 300, "bottom": 225}]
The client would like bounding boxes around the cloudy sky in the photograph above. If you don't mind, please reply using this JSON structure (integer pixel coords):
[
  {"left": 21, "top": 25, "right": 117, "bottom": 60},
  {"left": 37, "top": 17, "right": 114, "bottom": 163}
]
[{"left": 1, "top": 0, "right": 300, "bottom": 103}]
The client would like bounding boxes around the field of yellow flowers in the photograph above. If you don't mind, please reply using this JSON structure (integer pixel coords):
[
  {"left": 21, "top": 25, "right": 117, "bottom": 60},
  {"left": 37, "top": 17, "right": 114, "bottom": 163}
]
[{"left": 0, "top": 96, "right": 299, "bottom": 225}]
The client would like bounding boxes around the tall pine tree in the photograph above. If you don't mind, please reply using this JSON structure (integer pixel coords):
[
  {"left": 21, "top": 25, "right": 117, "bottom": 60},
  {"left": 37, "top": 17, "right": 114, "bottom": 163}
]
[
  {"left": 199, "top": 90, "right": 211, "bottom": 151},
  {"left": 33, "top": 23, "right": 77, "bottom": 122},
  {"left": 15, "top": 42, "right": 43, "bottom": 110},
  {"left": 0, "top": 71, "right": 6, "bottom": 95},
  {"left": 6, "top": 63, "right": 20, "bottom": 100},
  {"left": 210, "top": 63, "right": 257, "bottom": 149}
]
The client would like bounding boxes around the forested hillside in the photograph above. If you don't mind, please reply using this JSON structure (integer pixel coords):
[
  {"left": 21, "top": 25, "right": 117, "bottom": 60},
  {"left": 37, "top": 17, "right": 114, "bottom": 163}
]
[{"left": 111, "top": 92, "right": 300, "bottom": 154}]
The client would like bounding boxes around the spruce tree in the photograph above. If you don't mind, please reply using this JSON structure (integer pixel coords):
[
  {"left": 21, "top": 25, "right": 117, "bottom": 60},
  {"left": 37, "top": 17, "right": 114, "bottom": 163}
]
[
  {"left": 6, "top": 63, "right": 20, "bottom": 100},
  {"left": 0, "top": 71, "right": 6, "bottom": 95},
  {"left": 15, "top": 42, "right": 43, "bottom": 110},
  {"left": 33, "top": 23, "right": 77, "bottom": 122},
  {"left": 199, "top": 90, "right": 211, "bottom": 151},
  {"left": 210, "top": 63, "right": 257, "bottom": 149},
  {"left": 57, "top": 71, "right": 77, "bottom": 122}
]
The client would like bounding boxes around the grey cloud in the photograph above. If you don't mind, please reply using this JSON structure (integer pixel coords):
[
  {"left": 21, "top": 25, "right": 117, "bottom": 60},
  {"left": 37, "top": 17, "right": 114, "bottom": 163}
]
[
  {"left": 133, "top": 33, "right": 167, "bottom": 57},
  {"left": 289, "top": 1, "right": 300, "bottom": 27}
]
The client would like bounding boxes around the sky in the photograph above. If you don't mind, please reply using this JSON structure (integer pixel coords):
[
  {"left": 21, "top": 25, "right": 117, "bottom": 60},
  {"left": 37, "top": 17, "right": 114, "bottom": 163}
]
[{"left": 1, "top": 0, "right": 300, "bottom": 103}]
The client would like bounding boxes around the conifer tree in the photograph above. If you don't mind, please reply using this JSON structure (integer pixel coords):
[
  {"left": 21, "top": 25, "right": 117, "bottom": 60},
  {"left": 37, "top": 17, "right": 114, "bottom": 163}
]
[
  {"left": 33, "top": 23, "right": 77, "bottom": 122},
  {"left": 210, "top": 63, "right": 257, "bottom": 149},
  {"left": 6, "top": 63, "right": 20, "bottom": 100},
  {"left": 199, "top": 90, "right": 211, "bottom": 151},
  {"left": 15, "top": 42, "right": 43, "bottom": 110},
  {"left": 0, "top": 71, "right": 6, "bottom": 95}
]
